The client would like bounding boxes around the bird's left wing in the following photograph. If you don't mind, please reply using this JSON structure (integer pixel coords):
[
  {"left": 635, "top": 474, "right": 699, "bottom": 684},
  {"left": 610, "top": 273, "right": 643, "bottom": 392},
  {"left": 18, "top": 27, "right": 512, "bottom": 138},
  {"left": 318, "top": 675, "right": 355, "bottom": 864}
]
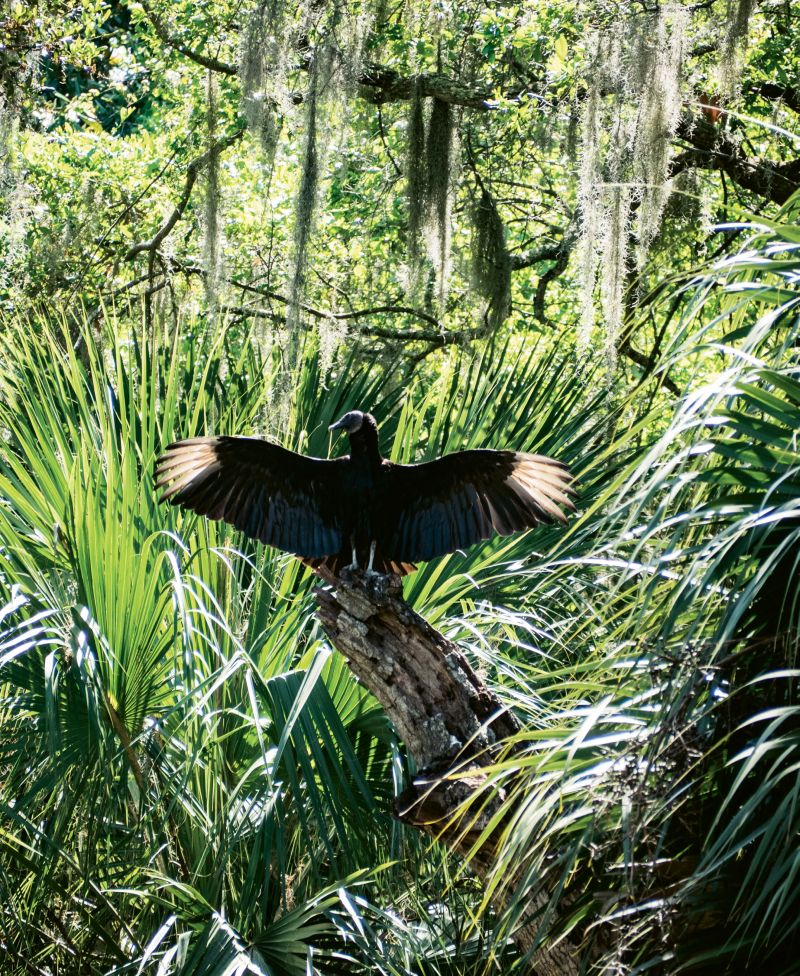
[
  {"left": 379, "top": 449, "right": 576, "bottom": 563},
  {"left": 155, "top": 436, "right": 345, "bottom": 558}
]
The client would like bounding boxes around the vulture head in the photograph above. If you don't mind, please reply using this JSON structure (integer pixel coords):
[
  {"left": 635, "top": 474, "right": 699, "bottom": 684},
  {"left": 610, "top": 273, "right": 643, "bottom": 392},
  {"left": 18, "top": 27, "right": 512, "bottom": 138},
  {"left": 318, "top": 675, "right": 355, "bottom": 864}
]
[{"left": 329, "top": 410, "right": 367, "bottom": 434}]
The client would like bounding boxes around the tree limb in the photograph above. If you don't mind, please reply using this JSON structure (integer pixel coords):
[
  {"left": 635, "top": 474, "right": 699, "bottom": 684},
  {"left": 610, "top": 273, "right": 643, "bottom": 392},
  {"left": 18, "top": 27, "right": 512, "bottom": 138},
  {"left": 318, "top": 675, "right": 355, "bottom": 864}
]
[
  {"left": 170, "top": 261, "right": 457, "bottom": 335},
  {"left": 357, "top": 65, "right": 502, "bottom": 108},
  {"left": 313, "top": 567, "right": 581, "bottom": 976},
  {"left": 752, "top": 83, "right": 800, "bottom": 115},
  {"left": 358, "top": 64, "right": 799, "bottom": 205},
  {"left": 509, "top": 237, "right": 574, "bottom": 272},
  {"left": 672, "top": 118, "right": 800, "bottom": 205},
  {"left": 124, "top": 130, "right": 245, "bottom": 262},
  {"left": 217, "top": 302, "right": 482, "bottom": 346},
  {"left": 620, "top": 338, "right": 681, "bottom": 396},
  {"left": 135, "top": 0, "right": 238, "bottom": 76},
  {"left": 123, "top": 11, "right": 799, "bottom": 211}
]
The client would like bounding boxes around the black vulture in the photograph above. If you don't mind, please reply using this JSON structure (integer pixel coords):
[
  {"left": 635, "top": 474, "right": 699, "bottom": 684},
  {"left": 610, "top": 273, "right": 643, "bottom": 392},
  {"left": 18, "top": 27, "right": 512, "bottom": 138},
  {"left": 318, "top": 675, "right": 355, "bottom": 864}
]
[{"left": 154, "top": 410, "right": 576, "bottom": 576}]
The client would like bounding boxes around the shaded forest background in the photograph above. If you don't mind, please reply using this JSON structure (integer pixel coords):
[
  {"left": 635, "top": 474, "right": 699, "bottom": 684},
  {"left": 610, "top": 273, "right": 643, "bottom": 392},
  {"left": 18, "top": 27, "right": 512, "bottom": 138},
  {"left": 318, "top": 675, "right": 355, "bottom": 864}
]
[{"left": 0, "top": 0, "right": 798, "bottom": 973}]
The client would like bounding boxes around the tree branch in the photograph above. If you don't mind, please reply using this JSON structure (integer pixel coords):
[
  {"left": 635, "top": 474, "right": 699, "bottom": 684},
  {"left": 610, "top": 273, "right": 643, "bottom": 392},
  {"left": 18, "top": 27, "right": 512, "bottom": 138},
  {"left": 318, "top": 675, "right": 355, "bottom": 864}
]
[
  {"left": 217, "top": 302, "right": 482, "bottom": 346},
  {"left": 619, "top": 338, "right": 681, "bottom": 396},
  {"left": 168, "top": 261, "right": 473, "bottom": 339},
  {"left": 108, "top": 260, "right": 482, "bottom": 347},
  {"left": 357, "top": 64, "right": 520, "bottom": 109},
  {"left": 672, "top": 118, "right": 800, "bottom": 205},
  {"left": 509, "top": 237, "right": 573, "bottom": 272},
  {"left": 358, "top": 63, "right": 799, "bottom": 206},
  {"left": 121, "top": 10, "right": 800, "bottom": 211},
  {"left": 313, "top": 568, "right": 581, "bottom": 975},
  {"left": 124, "top": 130, "right": 245, "bottom": 262},
  {"left": 135, "top": 0, "right": 238, "bottom": 75},
  {"left": 533, "top": 243, "right": 572, "bottom": 323},
  {"left": 751, "top": 83, "right": 800, "bottom": 115}
]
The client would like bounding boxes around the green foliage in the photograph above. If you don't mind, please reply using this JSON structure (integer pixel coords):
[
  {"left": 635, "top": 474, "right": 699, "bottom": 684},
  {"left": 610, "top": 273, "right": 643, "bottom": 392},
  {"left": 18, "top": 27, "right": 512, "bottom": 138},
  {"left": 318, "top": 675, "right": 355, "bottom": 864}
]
[
  {"left": 0, "top": 318, "right": 392, "bottom": 972},
  {"left": 0, "top": 1, "right": 799, "bottom": 972},
  {"left": 0, "top": 307, "right": 610, "bottom": 972},
  {"left": 466, "top": 209, "right": 800, "bottom": 973}
]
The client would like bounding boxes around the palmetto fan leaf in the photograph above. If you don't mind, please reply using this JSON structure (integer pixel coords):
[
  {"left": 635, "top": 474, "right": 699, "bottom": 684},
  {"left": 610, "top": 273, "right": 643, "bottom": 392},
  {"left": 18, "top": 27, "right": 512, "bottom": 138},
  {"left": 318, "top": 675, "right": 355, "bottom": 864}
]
[
  {"left": 1, "top": 307, "right": 613, "bottom": 973},
  {"left": 453, "top": 211, "right": 800, "bottom": 973},
  {"left": 0, "top": 315, "right": 417, "bottom": 973}
]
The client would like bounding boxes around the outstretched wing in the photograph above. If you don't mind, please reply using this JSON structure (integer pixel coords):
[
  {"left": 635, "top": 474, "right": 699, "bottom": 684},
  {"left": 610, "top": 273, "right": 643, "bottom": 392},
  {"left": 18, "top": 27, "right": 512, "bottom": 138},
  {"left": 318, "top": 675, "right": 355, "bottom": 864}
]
[
  {"left": 155, "top": 436, "right": 346, "bottom": 558},
  {"left": 379, "top": 450, "right": 575, "bottom": 563}
]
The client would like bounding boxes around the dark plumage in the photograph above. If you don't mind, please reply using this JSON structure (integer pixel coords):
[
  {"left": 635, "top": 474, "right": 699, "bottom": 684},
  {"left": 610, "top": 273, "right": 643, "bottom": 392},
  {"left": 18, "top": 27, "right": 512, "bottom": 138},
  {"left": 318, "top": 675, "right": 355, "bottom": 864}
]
[{"left": 154, "top": 410, "right": 576, "bottom": 576}]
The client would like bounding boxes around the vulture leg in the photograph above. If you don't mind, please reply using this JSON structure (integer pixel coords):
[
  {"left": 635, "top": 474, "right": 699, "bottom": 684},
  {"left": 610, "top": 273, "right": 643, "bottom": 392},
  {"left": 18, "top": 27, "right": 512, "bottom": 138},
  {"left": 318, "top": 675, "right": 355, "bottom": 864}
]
[
  {"left": 347, "top": 538, "right": 358, "bottom": 571},
  {"left": 366, "top": 540, "right": 378, "bottom": 576}
]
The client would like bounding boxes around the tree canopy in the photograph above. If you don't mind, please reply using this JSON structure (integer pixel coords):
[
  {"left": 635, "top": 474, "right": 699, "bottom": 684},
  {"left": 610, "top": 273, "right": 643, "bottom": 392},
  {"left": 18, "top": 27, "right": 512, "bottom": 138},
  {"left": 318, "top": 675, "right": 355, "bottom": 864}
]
[{"left": 0, "top": 0, "right": 797, "bottom": 370}]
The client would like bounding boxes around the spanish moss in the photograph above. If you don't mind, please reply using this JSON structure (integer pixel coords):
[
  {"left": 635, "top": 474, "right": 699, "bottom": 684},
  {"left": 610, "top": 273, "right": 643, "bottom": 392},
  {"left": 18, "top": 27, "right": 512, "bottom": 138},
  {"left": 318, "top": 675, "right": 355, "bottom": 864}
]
[
  {"left": 424, "top": 97, "right": 455, "bottom": 307},
  {"left": 599, "top": 183, "right": 631, "bottom": 373},
  {"left": 471, "top": 189, "right": 511, "bottom": 331},
  {"left": 239, "top": 0, "right": 295, "bottom": 162},
  {"left": 336, "top": 0, "right": 373, "bottom": 88},
  {"left": 318, "top": 313, "right": 347, "bottom": 377},
  {"left": 203, "top": 72, "right": 223, "bottom": 318},
  {"left": 405, "top": 77, "right": 427, "bottom": 297},
  {"left": 718, "top": 0, "right": 756, "bottom": 98},
  {"left": 575, "top": 9, "right": 690, "bottom": 361},
  {"left": 286, "top": 55, "right": 321, "bottom": 341},
  {"left": 0, "top": 44, "right": 30, "bottom": 304},
  {"left": 633, "top": 5, "right": 688, "bottom": 263},
  {"left": 576, "top": 80, "right": 602, "bottom": 355}
]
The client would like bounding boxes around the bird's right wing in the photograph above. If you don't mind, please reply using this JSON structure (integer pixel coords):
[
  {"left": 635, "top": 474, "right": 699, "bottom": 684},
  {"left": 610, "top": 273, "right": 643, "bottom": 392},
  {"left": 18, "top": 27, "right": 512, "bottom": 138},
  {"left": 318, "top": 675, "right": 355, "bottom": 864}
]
[
  {"left": 155, "top": 436, "right": 346, "bottom": 558},
  {"left": 380, "top": 449, "right": 576, "bottom": 563}
]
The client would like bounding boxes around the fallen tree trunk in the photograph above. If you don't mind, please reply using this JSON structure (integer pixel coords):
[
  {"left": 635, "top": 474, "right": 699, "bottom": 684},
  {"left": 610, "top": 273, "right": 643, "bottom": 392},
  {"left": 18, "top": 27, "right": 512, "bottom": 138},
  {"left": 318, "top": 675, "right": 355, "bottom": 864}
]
[{"left": 312, "top": 567, "right": 580, "bottom": 976}]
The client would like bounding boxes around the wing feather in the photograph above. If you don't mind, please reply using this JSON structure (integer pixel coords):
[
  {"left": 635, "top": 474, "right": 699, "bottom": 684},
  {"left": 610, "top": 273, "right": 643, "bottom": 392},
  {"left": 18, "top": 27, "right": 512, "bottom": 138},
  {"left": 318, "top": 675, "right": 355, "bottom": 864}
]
[
  {"left": 379, "top": 449, "right": 575, "bottom": 563},
  {"left": 155, "top": 436, "right": 345, "bottom": 558}
]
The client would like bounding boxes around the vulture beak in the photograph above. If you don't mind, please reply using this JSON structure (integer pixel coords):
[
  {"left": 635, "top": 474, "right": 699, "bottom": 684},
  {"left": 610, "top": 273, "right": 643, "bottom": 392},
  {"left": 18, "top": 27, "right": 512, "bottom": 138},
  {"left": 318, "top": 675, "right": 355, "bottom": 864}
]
[{"left": 328, "top": 417, "right": 347, "bottom": 432}]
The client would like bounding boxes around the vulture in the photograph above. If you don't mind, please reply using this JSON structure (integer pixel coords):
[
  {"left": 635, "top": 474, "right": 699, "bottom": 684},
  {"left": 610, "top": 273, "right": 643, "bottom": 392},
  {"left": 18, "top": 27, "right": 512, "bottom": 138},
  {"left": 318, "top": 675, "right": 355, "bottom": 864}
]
[{"left": 154, "top": 410, "right": 576, "bottom": 576}]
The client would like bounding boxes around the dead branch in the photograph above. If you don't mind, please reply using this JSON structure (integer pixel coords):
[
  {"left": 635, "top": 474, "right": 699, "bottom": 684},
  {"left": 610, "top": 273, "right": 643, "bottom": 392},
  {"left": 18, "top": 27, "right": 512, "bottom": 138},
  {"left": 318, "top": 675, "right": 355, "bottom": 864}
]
[{"left": 312, "top": 567, "right": 581, "bottom": 976}]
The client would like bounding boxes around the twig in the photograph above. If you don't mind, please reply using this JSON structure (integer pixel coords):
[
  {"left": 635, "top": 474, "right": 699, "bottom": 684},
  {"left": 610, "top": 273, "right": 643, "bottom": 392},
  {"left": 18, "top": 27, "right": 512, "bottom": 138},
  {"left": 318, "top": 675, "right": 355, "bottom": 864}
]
[
  {"left": 124, "top": 130, "right": 245, "bottom": 262},
  {"left": 134, "top": 0, "right": 238, "bottom": 75},
  {"left": 377, "top": 105, "right": 403, "bottom": 177},
  {"left": 218, "top": 302, "right": 478, "bottom": 346},
  {"left": 170, "top": 261, "right": 445, "bottom": 328}
]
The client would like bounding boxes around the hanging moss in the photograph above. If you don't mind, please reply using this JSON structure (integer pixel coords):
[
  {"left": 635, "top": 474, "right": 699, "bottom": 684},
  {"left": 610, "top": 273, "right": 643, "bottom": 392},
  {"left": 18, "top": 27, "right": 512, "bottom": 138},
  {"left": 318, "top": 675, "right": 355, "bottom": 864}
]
[
  {"left": 286, "top": 58, "right": 320, "bottom": 342},
  {"left": 425, "top": 97, "right": 453, "bottom": 248},
  {"left": 599, "top": 75, "right": 636, "bottom": 372},
  {"left": 405, "top": 77, "right": 427, "bottom": 295},
  {"left": 632, "top": 6, "right": 688, "bottom": 263},
  {"left": 719, "top": 0, "right": 755, "bottom": 98},
  {"left": 424, "top": 97, "right": 455, "bottom": 306},
  {"left": 599, "top": 183, "right": 632, "bottom": 374},
  {"left": 203, "top": 73, "right": 223, "bottom": 316},
  {"left": 0, "top": 45, "right": 32, "bottom": 304},
  {"left": 576, "top": 79, "right": 602, "bottom": 354},
  {"left": 318, "top": 313, "right": 347, "bottom": 377},
  {"left": 239, "top": 3, "right": 268, "bottom": 127},
  {"left": 239, "top": 0, "right": 292, "bottom": 161},
  {"left": 575, "top": 11, "right": 692, "bottom": 363},
  {"left": 337, "top": 0, "right": 373, "bottom": 87},
  {"left": 471, "top": 189, "right": 511, "bottom": 331}
]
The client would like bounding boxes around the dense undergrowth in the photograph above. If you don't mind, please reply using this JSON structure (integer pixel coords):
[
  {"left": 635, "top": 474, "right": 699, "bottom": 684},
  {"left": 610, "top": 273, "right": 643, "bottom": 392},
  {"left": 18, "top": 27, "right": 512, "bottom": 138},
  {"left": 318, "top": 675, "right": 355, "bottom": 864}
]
[{"left": 0, "top": 204, "right": 798, "bottom": 973}]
